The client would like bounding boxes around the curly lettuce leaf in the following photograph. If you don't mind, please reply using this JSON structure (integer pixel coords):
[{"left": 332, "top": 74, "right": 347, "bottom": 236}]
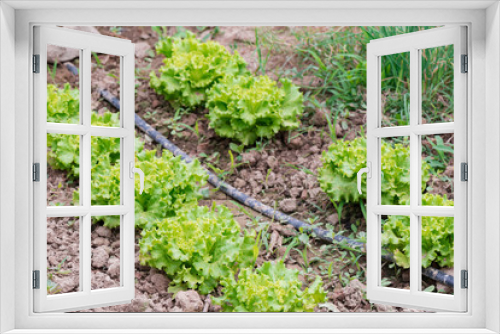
[
  {"left": 382, "top": 193, "right": 454, "bottom": 268},
  {"left": 213, "top": 260, "right": 327, "bottom": 312},
  {"left": 139, "top": 204, "right": 255, "bottom": 295},
  {"left": 318, "top": 137, "right": 430, "bottom": 205},
  {"left": 206, "top": 75, "right": 304, "bottom": 145},
  {"left": 150, "top": 31, "right": 249, "bottom": 108}
]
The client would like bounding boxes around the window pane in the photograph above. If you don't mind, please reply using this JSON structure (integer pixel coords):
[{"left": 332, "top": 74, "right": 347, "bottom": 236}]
[
  {"left": 381, "top": 215, "right": 410, "bottom": 290},
  {"left": 422, "top": 134, "right": 454, "bottom": 204},
  {"left": 421, "top": 45, "right": 454, "bottom": 124},
  {"left": 47, "top": 217, "right": 80, "bottom": 295},
  {"left": 47, "top": 44, "right": 80, "bottom": 124},
  {"left": 421, "top": 216, "right": 454, "bottom": 295},
  {"left": 47, "top": 134, "right": 80, "bottom": 206},
  {"left": 381, "top": 52, "right": 410, "bottom": 127},
  {"left": 91, "top": 53, "right": 120, "bottom": 127},
  {"left": 380, "top": 137, "right": 411, "bottom": 205},
  {"left": 91, "top": 136, "right": 121, "bottom": 206},
  {"left": 91, "top": 216, "right": 121, "bottom": 290}
]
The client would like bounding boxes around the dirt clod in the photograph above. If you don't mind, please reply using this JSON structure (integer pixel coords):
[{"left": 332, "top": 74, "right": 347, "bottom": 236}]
[
  {"left": 311, "top": 109, "right": 329, "bottom": 126},
  {"left": 308, "top": 187, "right": 322, "bottom": 198},
  {"left": 267, "top": 156, "right": 279, "bottom": 169},
  {"left": 270, "top": 223, "right": 297, "bottom": 237},
  {"left": 150, "top": 274, "right": 169, "bottom": 293},
  {"left": 91, "top": 247, "right": 109, "bottom": 268},
  {"left": 135, "top": 42, "right": 150, "bottom": 58},
  {"left": 234, "top": 178, "right": 246, "bottom": 188},
  {"left": 175, "top": 290, "right": 204, "bottom": 312},
  {"left": 107, "top": 258, "right": 120, "bottom": 278},
  {"left": 288, "top": 135, "right": 303, "bottom": 149},
  {"left": 241, "top": 151, "right": 261, "bottom": 166},
  {"left": 326, "top": 213, "right": 339, "bottom": 225},
  {"left": 289, "top": 187, "right": 303, "bottom": 198},
  {"left": 209, "top": 304, "right": 222, "bottom": 312},
  {"left": 95, "top": 226, "right": 112, "bottom": 238},
  {"left": 268, "top": 230, "right": 282, "bottom": 254},
  {"left": 279, "top": 198, "right": 297, "bottom": 213},
  {"left": 375, "top": 304, "right": 395, "bottom": 312},
  {"left": 93, "top": 237, "right": 110, "bottom": 247}
]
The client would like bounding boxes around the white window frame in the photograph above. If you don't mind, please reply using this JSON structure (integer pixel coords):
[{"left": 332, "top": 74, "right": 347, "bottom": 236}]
[
  {"left": 0, "top": 1, "right": 499, "bottom": 333},
  {"left": 366, "top": 26, "right": 467, "bottom": 312},
  {"left": 33, "top": 26, "right": 136, "bottom": 312}
]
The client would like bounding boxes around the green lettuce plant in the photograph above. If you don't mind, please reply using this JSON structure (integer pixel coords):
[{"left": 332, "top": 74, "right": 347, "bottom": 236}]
[
  {"left": 213, "top": 260, "right": 327, "bottom": 312},
  {"left": 48, "top": 84, "right": 208, "bottom": 228},
  {"left": 74, "top": 148, "right": 208, "bottom": 228},
  {"left": 150, "top": 31, "right": 249, "bottom": 108},
  {"left": 139, "top": 204, "right": 255, "bottom": 295},
  {"left": 47, "top": 131, "right": 121, "bottom": 178},
  {"left": 206, "top": 75, "right": 304, "bottom": 145},
  {"left": 381, "top": 193, "right": 454, "bottom": 269},
  {"left": 47, "top": 133, "right": 81, "bottom": 178},
  {"left": 47, "top": 83, "right": 80, "bottom": 124},
  {"left": 318, "top": 137, "right": 430, "bottom": 205},
  {"left": 47, "top": 84, "right": 121, "bottom": 177}
]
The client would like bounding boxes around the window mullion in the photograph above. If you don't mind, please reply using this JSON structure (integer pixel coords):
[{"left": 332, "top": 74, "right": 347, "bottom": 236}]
[
  {"left": 409, "top": 47, "right": 421, "bottom": 295},
  {"left": 81, "top": 47, "right": 92, "bottom": 294}
]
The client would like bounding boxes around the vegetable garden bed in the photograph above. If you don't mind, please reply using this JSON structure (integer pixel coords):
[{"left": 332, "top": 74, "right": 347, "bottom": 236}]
[{"left": 45, "top": 26, "right": 455, "bottom": 313}]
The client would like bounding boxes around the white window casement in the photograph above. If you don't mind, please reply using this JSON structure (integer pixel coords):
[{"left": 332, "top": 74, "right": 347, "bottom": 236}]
[
  {"left": 366, "top": 26, "right": 467, "bottom": 312},
  {"left": 1, "top": 1, "right": 500, "bottom": 334},
  {"left": 33, "top": 26, "right": 137, "bottom": 312}
]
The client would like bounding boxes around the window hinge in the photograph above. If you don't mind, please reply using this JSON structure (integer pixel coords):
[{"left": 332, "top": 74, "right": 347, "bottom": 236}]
[
  {"left": 33, "top": 270, "right": 40, "bottom": 289},
  {"left": 33, "top": 163, "right": 40, "bottom": 182},
  {"left": 461, "top": 162, "right": 468, "bottom": 181},
  {"left": 461, "top": 270, "right": 468, "bottom": 289},
  {"left": 461, "top": 54, "right": 468, "bottom": 73},
  {"left": 33, "top": 54, "right": 40, "bottom": 73}
]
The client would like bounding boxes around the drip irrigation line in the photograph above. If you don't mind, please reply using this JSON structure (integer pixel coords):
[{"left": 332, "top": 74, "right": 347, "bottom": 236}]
[
  {"left": 64, "top": 62, "right": 454, "bottom": 288},
  {"left": 65, "top": 62, "right": 79, "bottom": 76}
]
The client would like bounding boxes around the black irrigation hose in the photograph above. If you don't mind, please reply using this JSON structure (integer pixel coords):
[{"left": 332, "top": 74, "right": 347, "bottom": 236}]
[{"left": 65, "top": 62, "right": 455, "bottom": 288}]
